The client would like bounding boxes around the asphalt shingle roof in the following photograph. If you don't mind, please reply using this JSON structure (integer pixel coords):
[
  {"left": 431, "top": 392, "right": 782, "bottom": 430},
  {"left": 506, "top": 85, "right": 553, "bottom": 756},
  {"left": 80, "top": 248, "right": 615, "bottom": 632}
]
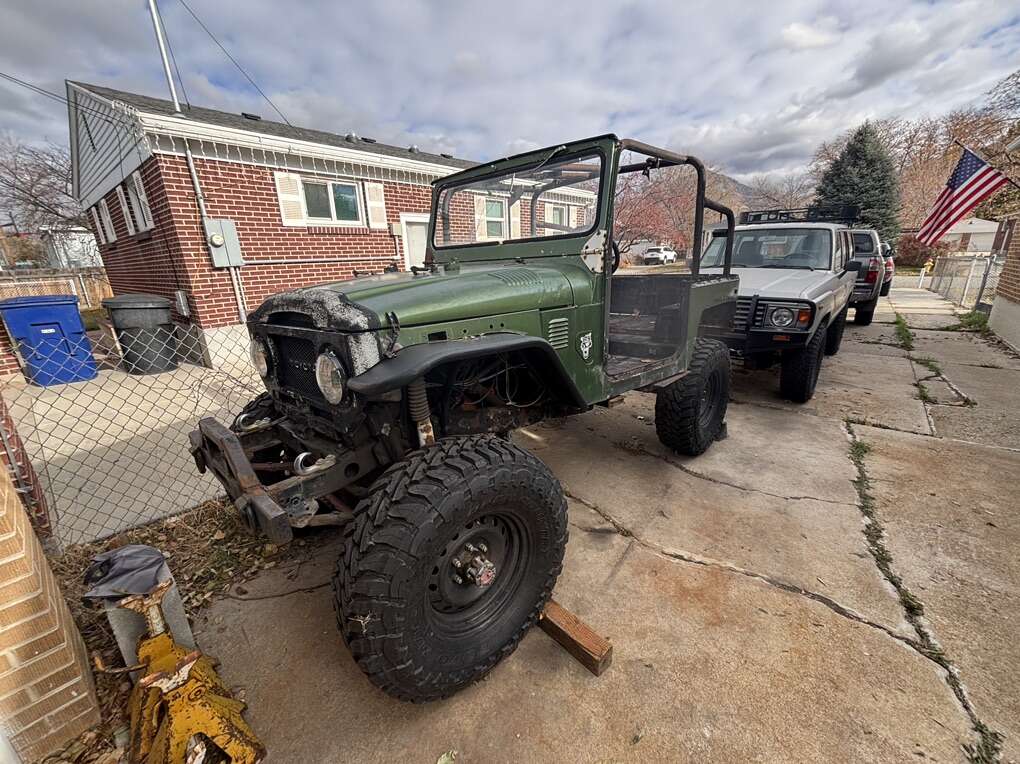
[{"left": 71, "top": 82, "right": 477, "bottom": 171}]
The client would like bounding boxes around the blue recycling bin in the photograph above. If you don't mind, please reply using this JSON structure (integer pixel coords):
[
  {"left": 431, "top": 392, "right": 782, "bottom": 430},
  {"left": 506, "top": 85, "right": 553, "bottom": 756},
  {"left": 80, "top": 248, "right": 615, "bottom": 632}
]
[{"left": 0, "top": 295, "right": 98, "bottom": 386}]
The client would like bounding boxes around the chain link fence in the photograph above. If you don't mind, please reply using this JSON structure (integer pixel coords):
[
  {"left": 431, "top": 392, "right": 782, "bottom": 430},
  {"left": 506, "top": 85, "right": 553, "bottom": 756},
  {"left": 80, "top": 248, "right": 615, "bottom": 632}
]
[
  {"left": 0, "top": 306, "right": 259, "bottom": 548},
  {"left": 924, "top": 254, "right": 1004, "bottom": 311}
]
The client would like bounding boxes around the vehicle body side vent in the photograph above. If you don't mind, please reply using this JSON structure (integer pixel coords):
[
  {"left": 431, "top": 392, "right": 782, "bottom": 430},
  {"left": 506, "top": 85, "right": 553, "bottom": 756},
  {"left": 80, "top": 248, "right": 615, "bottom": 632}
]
[{"left": 547, "top": 317, "right": 570, "bottom": 350}]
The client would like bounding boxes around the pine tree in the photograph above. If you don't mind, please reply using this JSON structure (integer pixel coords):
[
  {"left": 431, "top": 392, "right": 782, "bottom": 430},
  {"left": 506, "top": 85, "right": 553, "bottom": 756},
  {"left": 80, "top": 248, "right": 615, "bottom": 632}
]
[{"left": 814, "top": 122, "right": 900, "bottom": 240}]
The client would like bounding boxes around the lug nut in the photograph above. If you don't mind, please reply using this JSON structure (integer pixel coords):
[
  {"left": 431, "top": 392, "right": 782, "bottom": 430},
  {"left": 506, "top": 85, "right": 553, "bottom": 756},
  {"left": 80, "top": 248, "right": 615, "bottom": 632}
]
[
  {"left": 452, "top": 559, "right": 462, "bottom": 569},
  {"left": 478, "top": 543, "right": 488, "bottom": 554},
  {"left": 453, "top": 575, "right": 463, "bottom": 585}
]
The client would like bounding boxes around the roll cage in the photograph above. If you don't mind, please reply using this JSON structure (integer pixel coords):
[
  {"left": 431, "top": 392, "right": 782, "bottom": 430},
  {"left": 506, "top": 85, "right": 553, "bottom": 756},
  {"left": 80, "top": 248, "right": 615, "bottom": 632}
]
[{"left": 427, "top": 135, "right": 735, "bottom": 275}]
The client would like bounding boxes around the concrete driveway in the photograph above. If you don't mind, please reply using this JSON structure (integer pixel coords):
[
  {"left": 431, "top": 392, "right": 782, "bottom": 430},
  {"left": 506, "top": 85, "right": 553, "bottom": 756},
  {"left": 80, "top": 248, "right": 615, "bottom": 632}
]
[{"left": 194, "top": 287, "right": 1019, "bottom": 762}]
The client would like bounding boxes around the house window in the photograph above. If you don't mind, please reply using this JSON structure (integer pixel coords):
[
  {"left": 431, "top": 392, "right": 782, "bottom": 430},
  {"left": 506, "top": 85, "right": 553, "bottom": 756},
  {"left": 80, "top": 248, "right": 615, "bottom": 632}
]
[
  {"left": 302, "top": 180, "right": 363, "bottom": 224},
  {"left": 484, "top": 198, "right": 505, "bottom": 239},
  {"left": 547, "top": 204, "right": 566, "bottom": 228}
]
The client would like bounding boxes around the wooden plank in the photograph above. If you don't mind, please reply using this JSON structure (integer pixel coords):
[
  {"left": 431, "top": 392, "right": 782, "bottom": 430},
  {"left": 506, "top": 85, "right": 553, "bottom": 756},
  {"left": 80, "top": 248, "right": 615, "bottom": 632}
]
[{"left": 538, "top": 599, "right": 613, "bottom": 676}]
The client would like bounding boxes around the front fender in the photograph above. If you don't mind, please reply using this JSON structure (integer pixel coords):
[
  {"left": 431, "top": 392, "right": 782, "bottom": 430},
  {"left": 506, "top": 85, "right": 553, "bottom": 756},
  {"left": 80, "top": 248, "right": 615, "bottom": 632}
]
[{"left": 347, "top": 332, "right": 587, "bottom": 407}]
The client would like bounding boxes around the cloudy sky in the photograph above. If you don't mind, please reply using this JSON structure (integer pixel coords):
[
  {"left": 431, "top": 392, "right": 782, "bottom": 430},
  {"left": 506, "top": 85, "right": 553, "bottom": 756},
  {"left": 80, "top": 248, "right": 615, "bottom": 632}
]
[{"left": 1, "top": 0, "right": 1018, "bottom": 180}]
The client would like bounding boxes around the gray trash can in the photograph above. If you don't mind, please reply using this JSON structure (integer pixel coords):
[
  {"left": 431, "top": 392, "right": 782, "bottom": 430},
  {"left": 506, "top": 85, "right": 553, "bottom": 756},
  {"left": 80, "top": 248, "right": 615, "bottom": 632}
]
[{"left": 102, "top": 293, "right": 179, "bottom": 374}]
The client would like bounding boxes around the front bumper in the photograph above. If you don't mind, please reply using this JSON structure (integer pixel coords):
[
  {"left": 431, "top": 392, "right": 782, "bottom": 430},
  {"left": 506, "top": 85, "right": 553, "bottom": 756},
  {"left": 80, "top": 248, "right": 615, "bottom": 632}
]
[
  {"left": 189, "top": 418, "right": 375, "bottom": 545},
  {"left": 703, "top": 327, "right": 811, "bottom": 355}
]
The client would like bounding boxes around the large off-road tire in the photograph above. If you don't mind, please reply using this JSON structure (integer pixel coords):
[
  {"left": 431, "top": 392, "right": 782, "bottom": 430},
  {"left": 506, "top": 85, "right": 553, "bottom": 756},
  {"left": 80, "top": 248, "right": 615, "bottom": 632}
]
[
  {"left": 825, "top": 308, "right": 848, "bottom": 356},
  {"left": 334, "top": 435, "right": 568, "bottom": 702},
  {"left": 853, "top": 298, "right": 877, "bottom": 326},
  {"left": 780, "top": 325, "right": 826, "bottom": 403},
  {"left": 655, "top": 338, "right": 730, "bottom": 456}
]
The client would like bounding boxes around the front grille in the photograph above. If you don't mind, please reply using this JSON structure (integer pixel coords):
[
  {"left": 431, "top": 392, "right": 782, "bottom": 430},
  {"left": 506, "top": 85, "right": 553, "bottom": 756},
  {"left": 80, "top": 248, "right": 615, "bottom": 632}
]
[
  {"left": 733, "top": 297, "right": 753, "bottom": 332},
  {"left": 272, "top": 335, "right": 322, "bottom": 399},
  {"left": 732, "top": 297, "right": 767, "bottom": 332}
]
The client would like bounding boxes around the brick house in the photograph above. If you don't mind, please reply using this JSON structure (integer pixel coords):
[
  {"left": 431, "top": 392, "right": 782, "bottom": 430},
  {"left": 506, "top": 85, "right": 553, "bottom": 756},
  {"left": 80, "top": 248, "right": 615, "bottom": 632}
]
[
  {"left": 20, "top": 81, "right": 481, "bottom": 373},
  {"left": 990, "top": 218, "right": 1020, "bottom": 348}
]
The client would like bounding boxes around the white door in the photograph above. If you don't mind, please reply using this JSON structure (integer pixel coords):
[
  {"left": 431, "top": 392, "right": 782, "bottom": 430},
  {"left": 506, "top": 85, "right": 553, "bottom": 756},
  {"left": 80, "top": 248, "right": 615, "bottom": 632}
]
[{"left": 403, "top": 220, "right": 428, "bottom": 270}]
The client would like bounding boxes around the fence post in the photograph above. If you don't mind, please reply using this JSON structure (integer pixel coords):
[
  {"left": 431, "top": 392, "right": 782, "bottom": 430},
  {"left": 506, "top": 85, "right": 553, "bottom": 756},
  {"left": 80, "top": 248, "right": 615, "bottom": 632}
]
[
  {"left": 972, "top": 255, "right": 996, "bottom": 310},
  {"left": 961, "top": 257, "right": 978, "bottom": 308}
]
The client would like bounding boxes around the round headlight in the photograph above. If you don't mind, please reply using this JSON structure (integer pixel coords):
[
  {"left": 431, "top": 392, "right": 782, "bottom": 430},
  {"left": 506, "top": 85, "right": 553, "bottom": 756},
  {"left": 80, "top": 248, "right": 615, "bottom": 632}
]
[
  {"left": 249, "top": 339, "right": 270, "bottom": 377},
  {"left": 770, "top": 307, "right": 795, "bottom": 328},
  {"left": 315, "top": 351, "right": 346, "bottom": 405}
]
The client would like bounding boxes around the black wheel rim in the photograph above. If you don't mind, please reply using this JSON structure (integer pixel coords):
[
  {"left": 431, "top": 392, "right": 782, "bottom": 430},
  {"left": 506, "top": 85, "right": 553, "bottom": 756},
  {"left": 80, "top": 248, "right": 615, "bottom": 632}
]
[
  {"left": 698, "top": 368, "right": 722, "bottom": 428},
  {"left": 426, "top": 511, "right": 531, "bottom": 638}
]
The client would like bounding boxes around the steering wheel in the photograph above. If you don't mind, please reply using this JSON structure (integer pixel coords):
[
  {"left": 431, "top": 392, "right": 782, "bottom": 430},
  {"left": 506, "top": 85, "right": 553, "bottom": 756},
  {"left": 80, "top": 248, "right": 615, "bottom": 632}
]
[{"left": 611, "top": 240, "right": 621, "bottom": 273}]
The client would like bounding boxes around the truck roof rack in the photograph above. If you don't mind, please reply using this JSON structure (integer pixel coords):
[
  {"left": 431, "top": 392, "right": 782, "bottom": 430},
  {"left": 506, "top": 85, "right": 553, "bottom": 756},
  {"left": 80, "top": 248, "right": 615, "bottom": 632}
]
[{"left": 739, "top": 205, "right": 860, "bottom": 226}]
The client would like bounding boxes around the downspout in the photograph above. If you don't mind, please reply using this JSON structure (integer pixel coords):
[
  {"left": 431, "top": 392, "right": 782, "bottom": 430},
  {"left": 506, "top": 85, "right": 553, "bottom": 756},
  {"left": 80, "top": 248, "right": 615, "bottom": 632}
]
[{"left": 147, "top": 0, "right": 247, "bottom": 324}]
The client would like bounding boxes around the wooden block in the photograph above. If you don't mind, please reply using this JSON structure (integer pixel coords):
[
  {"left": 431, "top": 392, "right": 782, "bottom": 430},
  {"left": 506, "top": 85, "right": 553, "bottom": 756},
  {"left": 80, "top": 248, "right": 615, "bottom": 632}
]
[{"left": 539, "top": 599, "right": 613, "bottom": 676}]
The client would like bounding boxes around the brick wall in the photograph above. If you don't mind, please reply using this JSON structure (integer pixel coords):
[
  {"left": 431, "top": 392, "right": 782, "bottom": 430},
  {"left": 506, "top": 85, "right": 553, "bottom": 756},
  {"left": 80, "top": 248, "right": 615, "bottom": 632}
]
[
  {"left": 997, "top": 219, "right": 1020, "bottom": 305},
  {"left": 157, "top": 155, "right": 431, "bottom": 327},
  {"left": 0, "top": 463, "right": 100, "bottom": 761}
]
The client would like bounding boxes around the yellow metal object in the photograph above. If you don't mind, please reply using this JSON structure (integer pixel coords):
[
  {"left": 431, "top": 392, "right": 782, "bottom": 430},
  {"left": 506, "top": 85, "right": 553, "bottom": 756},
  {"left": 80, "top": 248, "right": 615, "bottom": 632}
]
[{"left": 111, "top": 580, "right": 265, "bottom": 764}]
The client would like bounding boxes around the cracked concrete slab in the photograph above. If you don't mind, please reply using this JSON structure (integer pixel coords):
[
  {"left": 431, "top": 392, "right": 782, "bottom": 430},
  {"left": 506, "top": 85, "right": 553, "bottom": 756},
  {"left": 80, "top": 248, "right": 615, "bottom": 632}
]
[
  {"left": 843, "top": 323, "right": 908, "bottom": 357},
  {"left": 911, "top": 330, "right": 1020, "bottom": 371},
  {"left": 856, "top": 425, "right": 1020, "bottom": 760},
  {"left": 519, "top": 406, "right": 908, "bottom": 636},
  {"left": 930, "top": 363, "right": 1020, "bottom": 449},
  {"left": 731, "top": 352, "right": 931, "bottom": 434},
  {"left": 885, "top": 289, "right": 958, "bottom": 329},
  {"left": 193, "top": 500, "right": 972, "bottom": 763}
]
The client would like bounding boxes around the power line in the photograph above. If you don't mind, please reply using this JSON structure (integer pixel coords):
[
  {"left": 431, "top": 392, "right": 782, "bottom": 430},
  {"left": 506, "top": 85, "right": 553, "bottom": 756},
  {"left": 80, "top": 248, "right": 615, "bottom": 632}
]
[
  {"left": 0, "top": 71, "right": 137, "bottom": 131},
  {"left": 176, "top": 0, "right": 291, "bottom": 125}
]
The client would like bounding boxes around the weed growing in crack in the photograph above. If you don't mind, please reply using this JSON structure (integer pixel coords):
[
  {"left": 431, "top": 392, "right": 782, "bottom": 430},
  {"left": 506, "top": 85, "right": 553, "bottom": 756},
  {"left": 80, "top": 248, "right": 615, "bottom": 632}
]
[
  {"left": 911, "top": 355, "right": 943, "bottom": 376},
  {"left": 915, "top": 382, "right": 935, "bottom": 404},
  {"left": 844, "top": 420, "right": 1002, "bottom": 761},
  {"left": 894, "top": 313, "right": 915, "bottom": 351}
]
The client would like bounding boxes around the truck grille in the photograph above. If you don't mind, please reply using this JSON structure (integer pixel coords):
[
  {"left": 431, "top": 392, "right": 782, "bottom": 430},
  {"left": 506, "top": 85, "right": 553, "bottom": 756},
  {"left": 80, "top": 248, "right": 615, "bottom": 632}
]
[
  {"left": 732, "top": 297, "right": 765, "bottom": 332},
  {"left": 272, "top": 335, "right": 322, "bottom": 399}
]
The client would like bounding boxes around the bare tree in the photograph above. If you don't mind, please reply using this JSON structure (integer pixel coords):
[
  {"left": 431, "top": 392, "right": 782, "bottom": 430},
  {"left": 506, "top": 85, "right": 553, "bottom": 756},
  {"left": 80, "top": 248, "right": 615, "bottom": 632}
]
[
  {"left": 0, "top": 135, "right": 84, "bottom": 232},
  {"left": 746, "top": 172, "right": 815, "bottom": 209}
]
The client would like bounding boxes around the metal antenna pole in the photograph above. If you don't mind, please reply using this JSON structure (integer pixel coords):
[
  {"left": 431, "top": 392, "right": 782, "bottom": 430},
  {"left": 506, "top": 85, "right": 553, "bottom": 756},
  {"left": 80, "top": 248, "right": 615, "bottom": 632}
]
[{"left": 147, "top": 0, "right": 182, "bottom": 114}]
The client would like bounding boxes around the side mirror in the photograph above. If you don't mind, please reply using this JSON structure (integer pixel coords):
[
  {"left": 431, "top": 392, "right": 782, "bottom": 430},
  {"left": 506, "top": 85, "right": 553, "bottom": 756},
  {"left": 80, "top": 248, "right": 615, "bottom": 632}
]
[
  {"left": 845, "top": 260, "right": 862, "bottom": 273},
  {"left": 880, "top": 242, "right": 891, "bottom": 255}
]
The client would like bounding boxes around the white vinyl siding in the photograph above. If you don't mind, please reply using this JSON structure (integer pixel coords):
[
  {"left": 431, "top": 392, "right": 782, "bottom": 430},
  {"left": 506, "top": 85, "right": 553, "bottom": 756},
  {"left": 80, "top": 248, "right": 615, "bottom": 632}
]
[
  {"left": 70, "top": 85, "right": 153, "bottom": 209},
  {"left": 97, "top": 199, "right": 116, "bottom": 242},
  {"left": 129, "top": 171, "right": 154, "bottom": 230},
  {"left": 115, "top": 185, "right": 136, "bottom": 236},
  {"left": 90, "top": 207, "right": 106, "bottom": 245}
]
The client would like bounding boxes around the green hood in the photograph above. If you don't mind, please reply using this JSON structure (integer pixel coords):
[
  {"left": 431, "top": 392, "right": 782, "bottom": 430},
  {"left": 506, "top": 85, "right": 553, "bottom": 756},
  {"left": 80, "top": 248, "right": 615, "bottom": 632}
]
[{"left": 249, "top": 263, "right": 575, "bottom": 330}]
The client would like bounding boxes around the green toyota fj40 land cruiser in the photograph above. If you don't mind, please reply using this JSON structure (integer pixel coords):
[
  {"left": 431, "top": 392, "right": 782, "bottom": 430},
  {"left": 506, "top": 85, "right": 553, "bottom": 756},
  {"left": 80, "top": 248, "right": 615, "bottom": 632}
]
[{"left": 190, "top": 135, "right": 738, "bottom": 701}]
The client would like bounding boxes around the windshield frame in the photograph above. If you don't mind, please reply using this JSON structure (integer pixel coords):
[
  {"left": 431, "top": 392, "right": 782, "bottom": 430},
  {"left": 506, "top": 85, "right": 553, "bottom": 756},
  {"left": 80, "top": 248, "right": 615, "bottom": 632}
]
[
  {"left": 703, "top": 227, "right": 834, "bottom": 271},
  {"left": 431, "top": 147, "right": 607, "bottom": 252}
]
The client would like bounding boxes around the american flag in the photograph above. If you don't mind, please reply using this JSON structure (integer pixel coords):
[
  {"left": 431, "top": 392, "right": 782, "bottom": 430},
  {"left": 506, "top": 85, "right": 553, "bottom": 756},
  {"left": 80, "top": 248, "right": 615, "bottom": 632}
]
[{"left": 916, "top": 148, "right": 1008, "bottom": 246}]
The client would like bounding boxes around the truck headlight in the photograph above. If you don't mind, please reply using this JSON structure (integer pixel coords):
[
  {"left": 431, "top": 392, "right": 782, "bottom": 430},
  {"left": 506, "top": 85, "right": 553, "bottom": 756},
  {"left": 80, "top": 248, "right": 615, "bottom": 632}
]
[
  {"left": 315, "top": 351, "right": 346, "bottom": 404},
  {"left": 769, "top": 307, "right": 795, "bottom": 328},
  {"left": 250, "top": 339, "right": 270, "bottom": 377}
]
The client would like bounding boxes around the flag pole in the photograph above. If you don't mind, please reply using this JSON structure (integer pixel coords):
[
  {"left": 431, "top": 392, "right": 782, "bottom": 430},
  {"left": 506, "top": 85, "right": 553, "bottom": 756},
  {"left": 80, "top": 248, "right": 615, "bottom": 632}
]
[{"left": 952, "top": 139, "right": 1020, "bottom": 192}]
